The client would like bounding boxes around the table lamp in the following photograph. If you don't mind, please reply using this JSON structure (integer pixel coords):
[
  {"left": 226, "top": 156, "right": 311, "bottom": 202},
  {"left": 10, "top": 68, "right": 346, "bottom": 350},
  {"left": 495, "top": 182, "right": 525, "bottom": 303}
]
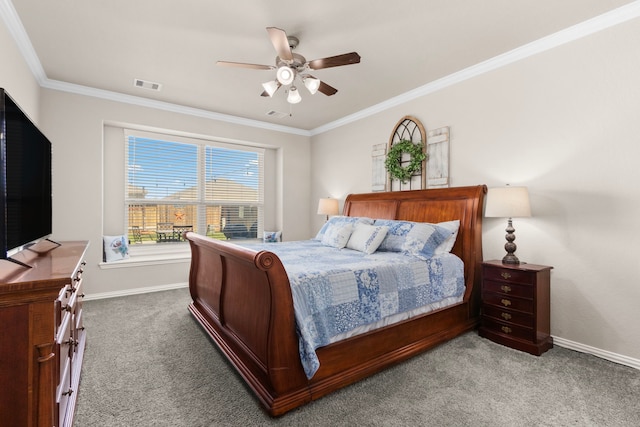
[
  {"left": 485, "top": 185, "right": 531, "bottom": 264},
  {"left": 317, "top": 198, "right": 339, "bottom": 221}
]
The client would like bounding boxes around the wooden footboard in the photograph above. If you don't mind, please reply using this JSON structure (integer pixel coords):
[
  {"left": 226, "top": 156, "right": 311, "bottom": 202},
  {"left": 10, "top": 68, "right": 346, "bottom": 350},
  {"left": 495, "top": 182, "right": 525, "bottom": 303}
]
[{"left": 186, "top": 185, "right": 486, "bottom": 416}]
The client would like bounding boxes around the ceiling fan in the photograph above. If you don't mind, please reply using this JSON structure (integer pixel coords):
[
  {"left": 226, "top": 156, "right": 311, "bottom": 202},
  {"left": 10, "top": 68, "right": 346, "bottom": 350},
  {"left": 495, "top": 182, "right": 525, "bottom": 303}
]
[{"left": 217, "top": 27, "right": 361, "bottom": 104}]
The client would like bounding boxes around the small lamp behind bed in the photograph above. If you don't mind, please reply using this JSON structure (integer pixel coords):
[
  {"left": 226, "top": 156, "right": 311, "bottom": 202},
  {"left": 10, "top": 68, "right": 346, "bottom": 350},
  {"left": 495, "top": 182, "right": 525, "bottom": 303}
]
[
  {"left": 485, "top": 185, "right": 531, "bottom": 265},
  {"left": 317, "top": 198, "right": 339, "bottom": 221}
]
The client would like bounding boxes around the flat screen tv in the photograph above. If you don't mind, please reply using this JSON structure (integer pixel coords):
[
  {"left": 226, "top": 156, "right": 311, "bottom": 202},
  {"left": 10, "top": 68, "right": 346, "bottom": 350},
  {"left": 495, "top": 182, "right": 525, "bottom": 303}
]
[{"left": 0, "top": 88, "right": 53, "bottom": 266}]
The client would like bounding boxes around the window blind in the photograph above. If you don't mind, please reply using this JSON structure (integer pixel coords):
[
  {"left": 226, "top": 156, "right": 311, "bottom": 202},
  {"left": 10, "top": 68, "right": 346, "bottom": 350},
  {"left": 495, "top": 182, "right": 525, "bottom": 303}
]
[{"left": 124, "top": 129, "right": 264, "bottom": 243}]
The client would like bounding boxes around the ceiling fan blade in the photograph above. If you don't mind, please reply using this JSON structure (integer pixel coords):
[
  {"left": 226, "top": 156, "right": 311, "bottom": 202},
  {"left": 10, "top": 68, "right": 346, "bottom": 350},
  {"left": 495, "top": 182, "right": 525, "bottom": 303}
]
[
  {"left": 216, "top": 61, "right": 275, "bottom": 70},
  {"left": 266, "top": 27, "right": 293, "bottom": 61},
  {"left": 318, "top": 81, "right": 338, "bottom": 96},
  {"left": 308, "top": 52, "right": 361, "bottom": 70}
]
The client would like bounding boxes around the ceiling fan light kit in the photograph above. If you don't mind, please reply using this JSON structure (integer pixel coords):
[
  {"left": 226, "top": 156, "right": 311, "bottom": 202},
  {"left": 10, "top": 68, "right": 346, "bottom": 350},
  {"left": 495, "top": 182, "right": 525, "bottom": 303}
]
[
  {"left": 262, "top": 80, "right": 281, "bottom": 97},
  {"left": 287, "top": 86, "right": 302, "bottom": 104},
  {"left": 217, "top": 27, "right": 360, "bottom": 106},
  {"left": 276, "top": 66, "right": 295, "bottom": 85},
  {"left": 303, "top": 76, "right": 320, "bottom": 95}
]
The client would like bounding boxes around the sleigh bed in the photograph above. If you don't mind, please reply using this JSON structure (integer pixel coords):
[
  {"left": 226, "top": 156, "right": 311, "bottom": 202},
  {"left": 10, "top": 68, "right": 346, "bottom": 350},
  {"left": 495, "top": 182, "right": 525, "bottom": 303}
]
[{"left": 186, "top": 185, "right": 486, "bottom": 416}]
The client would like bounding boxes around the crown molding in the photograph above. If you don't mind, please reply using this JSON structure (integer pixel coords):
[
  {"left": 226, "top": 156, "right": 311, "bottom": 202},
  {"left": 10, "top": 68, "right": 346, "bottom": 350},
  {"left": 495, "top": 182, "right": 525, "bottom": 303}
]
[
  {"left": 3, "top": 0, "right": 640, "bottom": 137},
  {"left": 40, "top": 78, "right": 311, "bottom": 136},
  {"left": 310, "top": 1, "right": 640, "bottom": 135}
]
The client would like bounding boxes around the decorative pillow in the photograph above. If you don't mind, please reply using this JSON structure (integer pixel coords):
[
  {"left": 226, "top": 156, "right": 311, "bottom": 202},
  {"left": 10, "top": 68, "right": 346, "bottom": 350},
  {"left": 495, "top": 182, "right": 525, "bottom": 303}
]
[
  {"left": 103, "top": 235, "right": 129, "bottom": 262},
  {"left": 263, "top": 231, "right": 282, "bottom": 243},
  {"left": 321, "top": 222, "right": 354, "bottom": 249},
  {"left": 314, "top": 216, "right": 373, "bottom": 241},
  {"left": 346, "top": 223, "right": 389, "bottom": 254},
  {"left": 373, "top": 219, "right": 450, "bottom": 259},
  {"left": 434, "top": 220, "right": 460, "bottom": 255}
]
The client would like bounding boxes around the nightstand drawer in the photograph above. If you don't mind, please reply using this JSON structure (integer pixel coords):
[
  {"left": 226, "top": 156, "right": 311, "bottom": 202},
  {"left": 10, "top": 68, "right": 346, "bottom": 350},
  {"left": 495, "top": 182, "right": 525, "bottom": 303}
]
[
  {"left": 483, "top": 267, "right": 533, "bottom": 285},
  {"left": 482, "top": 304, "right": 534, "bottom": 328},
  {"left": 483, "top": 280, "right": 533, "bottom": 298},
  {"left": 482, "top": 293, "right": 533, "bottom": 313},
  {"left": 482, "top": 317, "right": 535, "bottom": 342}
]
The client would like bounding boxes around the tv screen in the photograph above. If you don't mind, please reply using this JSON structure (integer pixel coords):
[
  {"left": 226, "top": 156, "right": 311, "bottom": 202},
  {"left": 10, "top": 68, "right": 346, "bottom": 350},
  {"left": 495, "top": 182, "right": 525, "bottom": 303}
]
[{"left": 0, "top": 88, "right": 53, "bottom": 260}]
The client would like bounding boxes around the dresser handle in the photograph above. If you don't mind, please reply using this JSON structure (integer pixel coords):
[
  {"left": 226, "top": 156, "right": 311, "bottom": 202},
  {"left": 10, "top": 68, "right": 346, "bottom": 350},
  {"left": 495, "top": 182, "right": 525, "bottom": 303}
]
[
  {"left": 501, "top": 326, "right": 512, "bottom": 334},
  {"left": 500, "top": 285, "right": 512, "bottom": 293},
  {"left": 501, "top": 312, "right": 512, "bottom": 321},
  {"left": 501, "top": 299, "right": 511, "bottom": 307},
  {"left": 500, "top": 272, "right": 512, "bottom": 279}
]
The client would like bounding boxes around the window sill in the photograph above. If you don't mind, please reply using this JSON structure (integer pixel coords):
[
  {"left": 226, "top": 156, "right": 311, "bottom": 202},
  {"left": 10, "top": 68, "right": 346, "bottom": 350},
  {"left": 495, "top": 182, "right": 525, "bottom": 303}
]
[{"left": 99, "top": 243, "right": 191, "bottom": 269}]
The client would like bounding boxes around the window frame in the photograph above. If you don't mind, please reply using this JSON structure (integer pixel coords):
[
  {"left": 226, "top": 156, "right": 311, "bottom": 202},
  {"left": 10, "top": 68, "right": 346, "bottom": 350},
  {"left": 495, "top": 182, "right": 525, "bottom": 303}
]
[{"left": 123, "top": 129, "right": 265, "bottom": 258}]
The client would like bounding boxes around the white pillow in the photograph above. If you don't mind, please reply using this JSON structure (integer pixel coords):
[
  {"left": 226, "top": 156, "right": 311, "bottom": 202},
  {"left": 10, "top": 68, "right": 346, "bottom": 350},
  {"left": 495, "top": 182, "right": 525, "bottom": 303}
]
[
  {"left": 314, "top": 216, "right": 373, "bottom": 241},
  {"left": 103, "top": 235, "right": 129, "bottom": 262},
  {"left": 434, "top": 220, "right": 460, "bottom": 255},
  {"left": 346, "top": 223, "right": 389, "bottom": 254},
  {"left": 321, "top": 222, "right": 354, "bottom": 249},
  {"left": 263, "top": 231, "right": 281, "bottom": 242}
]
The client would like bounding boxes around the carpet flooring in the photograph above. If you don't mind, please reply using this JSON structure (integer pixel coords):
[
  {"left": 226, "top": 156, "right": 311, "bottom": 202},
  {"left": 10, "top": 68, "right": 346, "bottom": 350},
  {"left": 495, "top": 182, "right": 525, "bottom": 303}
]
[{"left": 73, "top": 288, "right": 640, "bottom": 426}]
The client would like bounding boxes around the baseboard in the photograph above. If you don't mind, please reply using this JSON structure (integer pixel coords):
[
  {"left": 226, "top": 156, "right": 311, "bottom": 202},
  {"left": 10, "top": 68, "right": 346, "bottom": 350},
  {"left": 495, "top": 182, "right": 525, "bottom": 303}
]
[
  {"left": 84, "top": 282, "right": 188, "bottom": 301},
  {"left": 553, "top": 335, "right": 640, "bottom": 371}
]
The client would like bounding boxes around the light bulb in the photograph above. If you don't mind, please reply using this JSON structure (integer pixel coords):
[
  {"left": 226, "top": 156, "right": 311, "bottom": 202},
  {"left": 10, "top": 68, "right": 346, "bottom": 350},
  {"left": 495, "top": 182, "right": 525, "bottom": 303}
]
[
  {"left": 276, "top": 66, "right": 295, "bottom": 85},
  {"left": 262, "top": 80, "right": 280, "bottom": 97},
  {"left": 287, "top": 86, "right": 302, "bottom": 104},
  {"left": 303, "top": 76, "right": 320, "bottom": 95}
]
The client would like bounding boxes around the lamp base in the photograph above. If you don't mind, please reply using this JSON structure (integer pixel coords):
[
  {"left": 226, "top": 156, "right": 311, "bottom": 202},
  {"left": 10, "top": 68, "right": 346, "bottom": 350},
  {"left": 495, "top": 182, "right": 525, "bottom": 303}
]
[
  {"left": 502, "top": 253, "right": 520, "bottom": 264},
  {"left": 502, "top": 218, "right": 521, "bottom": 265}
]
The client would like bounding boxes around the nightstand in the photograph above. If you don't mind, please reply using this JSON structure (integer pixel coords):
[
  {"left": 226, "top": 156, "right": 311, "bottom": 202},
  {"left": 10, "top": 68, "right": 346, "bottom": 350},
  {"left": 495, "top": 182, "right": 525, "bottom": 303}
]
[{"left": 479, "top": 260, "right": 553, "bottom": 355}]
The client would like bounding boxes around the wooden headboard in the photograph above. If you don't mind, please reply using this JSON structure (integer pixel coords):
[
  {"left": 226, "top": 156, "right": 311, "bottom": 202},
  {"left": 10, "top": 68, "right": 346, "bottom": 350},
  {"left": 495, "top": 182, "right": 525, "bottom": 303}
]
[{"left": 343, "top": 185, "right": 487, "bottom": 309}]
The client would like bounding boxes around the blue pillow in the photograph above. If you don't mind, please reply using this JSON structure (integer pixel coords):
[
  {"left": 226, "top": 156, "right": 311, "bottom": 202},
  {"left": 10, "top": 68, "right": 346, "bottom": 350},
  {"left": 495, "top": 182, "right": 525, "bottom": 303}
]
[{"left": 373, "top": 219, "right": 450, "bottom": 259}]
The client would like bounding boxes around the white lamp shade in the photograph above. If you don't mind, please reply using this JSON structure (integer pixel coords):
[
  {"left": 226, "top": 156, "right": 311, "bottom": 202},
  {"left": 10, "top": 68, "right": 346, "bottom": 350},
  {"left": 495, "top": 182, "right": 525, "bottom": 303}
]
[
  {"left": 287, "top": 86, "right": 302, "bottom": 104},
  {"left": 276, "top": 66, "right": 295, "bottom": 85},
  {"left": 262, "top": 80, "right": 280, "bottom": 97},
  {"left": 485, "top": 186, "right": 531, "bottom": 218},
  {"left": 303, "top": 76, "right": 320, "bottom": 95},
  {"left": 317, "top": 198, "right": 339, "bottom": 216}
]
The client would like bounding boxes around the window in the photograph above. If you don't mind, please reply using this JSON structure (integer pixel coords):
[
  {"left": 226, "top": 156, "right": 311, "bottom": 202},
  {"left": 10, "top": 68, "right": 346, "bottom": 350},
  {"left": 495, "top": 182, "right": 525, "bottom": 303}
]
[{"left": 125, "top": 130, "right": 264, "bottom": 245}]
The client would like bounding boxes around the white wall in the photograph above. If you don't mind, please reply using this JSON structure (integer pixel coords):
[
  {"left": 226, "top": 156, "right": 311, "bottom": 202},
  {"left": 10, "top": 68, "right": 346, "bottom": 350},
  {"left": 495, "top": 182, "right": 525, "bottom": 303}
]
[
  {"left": 0, "top": 15, "right": 39, "bottom": 120},
  {"left": 310, "top": 19, "right": 640, "bottom": 363},
  {"left": 37, "top": 89, "right": 310, "bottom": 296},
  {"left": 3, "top": 8, "right": 638, "bottom": 366}
]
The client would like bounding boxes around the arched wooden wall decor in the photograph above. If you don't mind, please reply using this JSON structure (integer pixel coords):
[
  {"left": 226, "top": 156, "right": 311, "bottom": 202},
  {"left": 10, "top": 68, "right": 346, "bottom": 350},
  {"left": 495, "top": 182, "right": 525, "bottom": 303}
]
[{"left": 388, "top": 116, "right": 427, "bottom": 191}]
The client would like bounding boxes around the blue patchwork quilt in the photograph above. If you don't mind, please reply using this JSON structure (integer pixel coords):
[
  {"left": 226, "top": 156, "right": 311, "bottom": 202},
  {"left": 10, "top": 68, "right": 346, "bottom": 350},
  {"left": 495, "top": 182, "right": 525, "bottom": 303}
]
[{"left": 240, "top": 240, "right": 465, "bottom": 379}]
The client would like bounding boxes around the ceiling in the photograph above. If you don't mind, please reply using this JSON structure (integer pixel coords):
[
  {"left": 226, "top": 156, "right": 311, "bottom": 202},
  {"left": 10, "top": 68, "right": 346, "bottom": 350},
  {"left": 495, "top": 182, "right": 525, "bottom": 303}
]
[{"left": 6, "top": 0, "right": 637, "bottom": 131}]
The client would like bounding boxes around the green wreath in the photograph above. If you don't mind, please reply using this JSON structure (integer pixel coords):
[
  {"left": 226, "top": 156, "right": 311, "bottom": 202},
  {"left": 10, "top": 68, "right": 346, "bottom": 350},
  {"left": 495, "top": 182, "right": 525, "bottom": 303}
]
[{"left": 385, "top": 139, "right": 427, "bottom": 183}]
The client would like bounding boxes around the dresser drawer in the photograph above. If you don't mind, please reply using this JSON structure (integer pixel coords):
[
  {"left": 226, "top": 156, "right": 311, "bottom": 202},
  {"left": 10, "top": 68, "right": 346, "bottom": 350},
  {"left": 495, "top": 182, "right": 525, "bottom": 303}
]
[
  {"left": 482, "top": 304, "right": 534, "bottom": 328},
  {"left": 483, "top": 280, "right": 533, "bottom": 298},
  {"left": 481, "top": 317, "right": 535, "bottom": 342},
  {"left": 483, "top": 267, "right": 533, "bottom": 285},
  {"left": 482, "top": 292, "right": 533, "bottom": 313}
]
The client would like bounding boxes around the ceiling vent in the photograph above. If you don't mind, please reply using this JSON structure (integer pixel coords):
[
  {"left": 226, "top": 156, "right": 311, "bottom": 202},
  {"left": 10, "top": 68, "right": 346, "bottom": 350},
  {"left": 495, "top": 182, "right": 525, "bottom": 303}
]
[
  {"left": 266, "top": 110, "right": 289, "bottom": 118},
  {"left": 133, "top": 78, "right": 162, "bottom": 91}
]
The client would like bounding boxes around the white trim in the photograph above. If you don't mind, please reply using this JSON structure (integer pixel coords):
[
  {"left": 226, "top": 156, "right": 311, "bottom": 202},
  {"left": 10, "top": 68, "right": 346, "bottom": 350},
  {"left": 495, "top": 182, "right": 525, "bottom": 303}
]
[
  {"left": 310, "top": 1, "right": 640, "bottom": 135},
  {"left": 83, "top": 282, "right": 188, "bottom": 301},
  {"left": 553, "top": 335, "right": 640, "bottom": 371},
  {"left": 3, "top": 0, "right": 640, "bottom": 136},
  {"left": 0, "top": 0, "right": 47, "bottom": 83},
  {"left": 41, "top": 79, "right": 311, "bottom": 136}
]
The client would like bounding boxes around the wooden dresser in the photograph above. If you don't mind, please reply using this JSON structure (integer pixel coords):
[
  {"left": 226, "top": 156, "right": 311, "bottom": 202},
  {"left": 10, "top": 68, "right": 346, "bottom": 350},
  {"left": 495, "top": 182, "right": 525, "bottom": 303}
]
[
  {"left": 479, "top": 260, "right": 553, "bottom": 356},
  {"left": 0, "top": 241, "right": 88, "bottom": 427}
]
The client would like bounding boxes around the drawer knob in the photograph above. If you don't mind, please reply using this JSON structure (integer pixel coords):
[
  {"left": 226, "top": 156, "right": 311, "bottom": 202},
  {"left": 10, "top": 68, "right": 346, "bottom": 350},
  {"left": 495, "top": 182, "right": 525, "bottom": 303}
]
[
  {"left": 501, "top": 326, "right": 512, "bottom": 334},
  {"left": 500, "top": 272, "right": 512, "bottom": 279},
  {"left": 501, "top": 299, "right": 511, "bottom": 307},
  {"left": 501, "top": 312, "right": 512, "bottom": 321},
  {"left": 500, "top": 285, "right": 512, "bottom": 293}
]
